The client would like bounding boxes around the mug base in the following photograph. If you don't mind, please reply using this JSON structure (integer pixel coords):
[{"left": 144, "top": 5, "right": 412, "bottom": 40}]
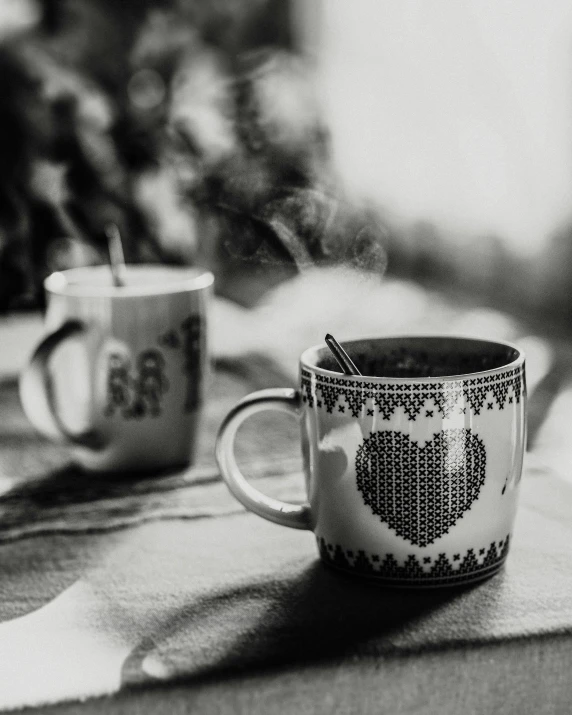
[
  {"left": 317, "top": 535, "right": 510, "bottom": 589},
  {"left": 319, "top": 557, "right": 506, "bottom": 589}
]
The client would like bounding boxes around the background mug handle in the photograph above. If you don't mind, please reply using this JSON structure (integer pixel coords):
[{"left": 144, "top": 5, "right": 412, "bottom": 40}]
[
  {"left": 19, "top": 319, "right": 105, "bottom": 450},
  {"left": 215, "top": 388, "right": 312, "bottom": 530}
]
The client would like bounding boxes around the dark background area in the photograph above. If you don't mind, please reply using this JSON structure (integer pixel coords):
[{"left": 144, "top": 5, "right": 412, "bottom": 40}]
[{"left": 0, "top": 0, "right": 385, "bottom": 311}]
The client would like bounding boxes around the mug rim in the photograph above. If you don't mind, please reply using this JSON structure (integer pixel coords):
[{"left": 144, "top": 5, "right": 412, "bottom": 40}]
[
  {"left": 300, "top": 334, "right": 525, "bottom": 383},
  {"left": 44, "top": 265, "right": 214, "bottom": 298}
]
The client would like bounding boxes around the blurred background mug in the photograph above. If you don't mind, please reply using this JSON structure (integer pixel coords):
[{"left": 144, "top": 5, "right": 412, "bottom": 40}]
[
  {"left": 217, "top": 336, "right": 526, "bottom": 587},
  {"left": 20, "top": 265, "right": 213, "bottom": 473}
]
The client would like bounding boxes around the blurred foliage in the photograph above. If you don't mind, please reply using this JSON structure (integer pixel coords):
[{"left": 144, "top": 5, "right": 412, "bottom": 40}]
[{"left": 0, "top": 0, "right": 388, "bottom": 311}]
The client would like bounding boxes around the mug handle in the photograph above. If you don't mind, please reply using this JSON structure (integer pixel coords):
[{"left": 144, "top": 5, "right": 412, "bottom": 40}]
[
  {"left": 19, "top": 319, "right": 105, "bottom": 449},
  {"left": 215, "top": 388, "right": 312, "bottom": 530}
]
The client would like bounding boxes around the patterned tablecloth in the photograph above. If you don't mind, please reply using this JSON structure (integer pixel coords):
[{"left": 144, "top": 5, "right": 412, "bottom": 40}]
[{"left": 1, "top": 277, "right": 572, "bottom": 714}]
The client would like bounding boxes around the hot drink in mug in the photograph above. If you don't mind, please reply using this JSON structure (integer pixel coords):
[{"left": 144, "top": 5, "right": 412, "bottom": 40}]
[
  {"left": 20, "top": 265, "right": 213, "bottom": 473},
  {"left": 216, "top": 336, "right": 526, "bottom": 587}
]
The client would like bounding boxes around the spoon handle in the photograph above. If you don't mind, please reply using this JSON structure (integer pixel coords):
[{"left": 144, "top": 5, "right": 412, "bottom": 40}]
[
  {"left": 325, "top": 333, "right": 362, "bottom": 376},
  {"left": 105, "top": 223, "right": 127, "bottom": 287}
]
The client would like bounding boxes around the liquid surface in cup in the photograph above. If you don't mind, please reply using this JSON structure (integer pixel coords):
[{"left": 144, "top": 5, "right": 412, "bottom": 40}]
[
  {"left": 46, "top": 265, "right": 212, "bottom": 296},
  {"left": 317, "top": 336, "right": 519, "bottom": 378}
]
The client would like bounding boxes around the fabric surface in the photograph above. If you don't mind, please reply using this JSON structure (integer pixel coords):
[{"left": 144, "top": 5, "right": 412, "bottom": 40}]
[
  {"left": 0, "top": 356, "right": 300, "bottom": 542},
  {"left": 0, "top": 473, "right": 571, "bottom": 713},
  {"left": 0, "top": 291, "right": 571, "bottom": 714}
]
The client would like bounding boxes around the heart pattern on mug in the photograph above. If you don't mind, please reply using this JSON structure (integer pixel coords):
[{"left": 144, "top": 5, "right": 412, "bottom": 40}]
[{"left": 355, "top": 428, "right": 486, "bottom": 546}]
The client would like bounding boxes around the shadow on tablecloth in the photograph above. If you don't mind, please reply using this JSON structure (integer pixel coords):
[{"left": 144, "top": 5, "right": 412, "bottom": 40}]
[
  {"left": 0, "top": 357, "right": 302, "bottom": 541},
  {"left": 121, "top": 559, "right": 473, "bottom": 689}
]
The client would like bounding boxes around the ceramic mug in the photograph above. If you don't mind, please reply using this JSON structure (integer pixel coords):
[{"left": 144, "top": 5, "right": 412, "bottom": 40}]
[
  {"left": 216, "top": 336, "right": 526, "bottom": 587},
  {"left": 20, "top": 265, "right": 213, "bottom": 473}
]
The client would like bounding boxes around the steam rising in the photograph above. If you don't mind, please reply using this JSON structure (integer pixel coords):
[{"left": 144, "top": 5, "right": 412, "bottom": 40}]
[{"left": 169, "top": 43, "right": 389, "bottom": 273}]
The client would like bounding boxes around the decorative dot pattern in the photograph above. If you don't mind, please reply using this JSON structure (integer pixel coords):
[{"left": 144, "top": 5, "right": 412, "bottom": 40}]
[
  {"left": 355, "top": 429, "right": 486, "bottom": 546},
  {"left": 317, "top": 535, "right": 510, "bottom": 586},
  {"left": 300, "top": 365, "right": 524, "bottom": 420}
]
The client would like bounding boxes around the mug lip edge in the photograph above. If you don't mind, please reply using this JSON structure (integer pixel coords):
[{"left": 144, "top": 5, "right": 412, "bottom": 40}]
[
  {"left": 300, "top": 334, "right": 525, "bottom": 383},
  {"left": 44, "top": 265, "right": 214, "bottom": 298}
]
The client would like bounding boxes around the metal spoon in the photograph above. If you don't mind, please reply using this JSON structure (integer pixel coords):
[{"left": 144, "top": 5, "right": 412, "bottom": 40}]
[
  {"left": 325, "top": 333, "right": 362, "bottom": 376},
  {"left": 105, "top": 223, "right": 127, "bottom": 287}
]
